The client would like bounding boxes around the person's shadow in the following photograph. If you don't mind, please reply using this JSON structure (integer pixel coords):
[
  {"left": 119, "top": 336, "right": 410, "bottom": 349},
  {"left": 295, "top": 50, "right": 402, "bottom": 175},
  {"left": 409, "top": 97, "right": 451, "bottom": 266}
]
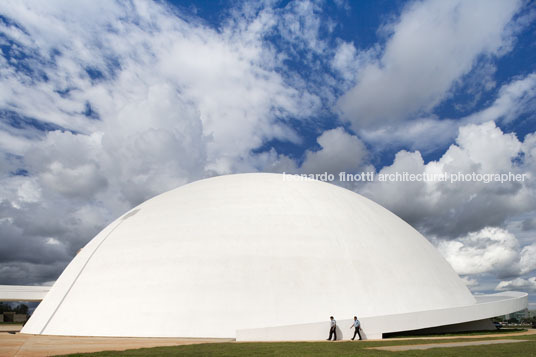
[
  {"left": 335, "top": 325, "right": 343, "bottom": 340},
  {"left": 359, "top": 327, "right": 368, "bottom": 340}
]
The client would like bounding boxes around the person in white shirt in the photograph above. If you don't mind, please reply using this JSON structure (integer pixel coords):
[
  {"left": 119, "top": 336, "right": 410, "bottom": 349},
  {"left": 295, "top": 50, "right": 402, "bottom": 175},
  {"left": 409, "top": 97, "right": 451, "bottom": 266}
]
[
  {"left": 349, "top": 315, "right": 362, "bottom": 340},
  {"left": 327, "top": 316, "right": 337, "bottom": 341}
]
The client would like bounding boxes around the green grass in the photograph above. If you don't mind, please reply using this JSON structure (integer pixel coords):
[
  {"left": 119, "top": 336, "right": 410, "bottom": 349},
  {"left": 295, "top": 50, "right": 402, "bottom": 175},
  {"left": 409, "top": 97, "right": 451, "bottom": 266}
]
[
  {"left": 385, "top": 328, "right": 527, "bottom": 338},
  {"left": 62, "top": 333, "right": 536, "bottom": 357}
]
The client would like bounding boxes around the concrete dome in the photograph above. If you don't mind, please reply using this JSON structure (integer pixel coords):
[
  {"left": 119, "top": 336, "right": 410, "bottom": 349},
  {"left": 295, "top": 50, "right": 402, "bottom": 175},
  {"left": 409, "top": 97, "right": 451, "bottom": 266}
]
[{"left": 22, "top": 173, "right": 504, "bottom": 338}]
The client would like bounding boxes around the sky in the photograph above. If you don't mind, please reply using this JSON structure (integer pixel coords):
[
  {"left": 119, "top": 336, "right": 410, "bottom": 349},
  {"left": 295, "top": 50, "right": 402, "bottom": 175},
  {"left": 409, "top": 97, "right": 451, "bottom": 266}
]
[{"left": 0, "top": 0, "right": 535, "bottom": 310}]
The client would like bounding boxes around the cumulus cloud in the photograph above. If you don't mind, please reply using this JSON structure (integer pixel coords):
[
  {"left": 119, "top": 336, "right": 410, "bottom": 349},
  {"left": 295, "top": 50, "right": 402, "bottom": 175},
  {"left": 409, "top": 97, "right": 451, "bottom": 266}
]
[
  {"left": 337, "top": 0, "right": 522, "bottom": 128},
  {"left": 460, "top": 276, "right": 479, "bottom": 288},
  {"left": 360, "top": 121, "right": 534, "bottom": 238},
  {"left": 331, "top": 41, "right": 358, "bottom": 81},
  {"left": 437, "top": 227, "right": 521, "bottom": 277},
  {"left": 358, "top": 119, "right": 536, "bottom": 284},
  {"left": 496, "top": 277, "right": 536, "bottom": 292},
  {"left": 262, "top": 127, "right": 369, "bottom": 176},
  {"left": 330, "top": 41, "right": 379, "bottom": 89},
  {"left": 300, "top": 127, "right": 367, "bottom": 174}
]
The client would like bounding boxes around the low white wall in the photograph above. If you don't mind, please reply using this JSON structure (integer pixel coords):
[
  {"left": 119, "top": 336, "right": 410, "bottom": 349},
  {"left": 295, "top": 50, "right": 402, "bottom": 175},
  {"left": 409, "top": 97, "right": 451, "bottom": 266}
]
[
  {"left": 0, "top": 285, "right": 50, "bottom": 302},
  {"left": 236, "top": 291, "right": 527, "bottom": 341},
  {"left": 237, "top": 318, "right": 381, "bottom": 341}
]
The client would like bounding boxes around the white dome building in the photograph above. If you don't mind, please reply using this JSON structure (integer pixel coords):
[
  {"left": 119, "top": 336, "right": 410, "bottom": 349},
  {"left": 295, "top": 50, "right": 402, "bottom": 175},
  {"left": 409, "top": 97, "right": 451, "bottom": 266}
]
[{"left": 22, "top": 173, "right": 526, "bottom": 340}]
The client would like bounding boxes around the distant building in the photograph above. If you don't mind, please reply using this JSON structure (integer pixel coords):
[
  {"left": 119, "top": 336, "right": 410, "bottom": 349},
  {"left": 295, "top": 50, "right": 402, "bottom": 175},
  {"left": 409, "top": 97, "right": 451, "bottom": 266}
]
[
  {"left": 505, "top": 309, "right": 530, "bottom": 321},
  {"left": 2, "top": 312, "right": 28, "bottom": 323}
]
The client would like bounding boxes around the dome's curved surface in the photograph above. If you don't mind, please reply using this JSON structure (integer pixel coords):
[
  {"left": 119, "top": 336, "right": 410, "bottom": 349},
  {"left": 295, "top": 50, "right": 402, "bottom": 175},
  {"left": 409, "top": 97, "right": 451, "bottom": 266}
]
[{"left": 24, "top": 173, "right": 477, "bottom": 338}]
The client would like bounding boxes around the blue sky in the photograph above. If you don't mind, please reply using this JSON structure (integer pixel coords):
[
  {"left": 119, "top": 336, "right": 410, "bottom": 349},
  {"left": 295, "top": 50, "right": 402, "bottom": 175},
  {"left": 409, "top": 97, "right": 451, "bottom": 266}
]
[{"left": 0, "top": 0, "right": 535, "bottom": 309}]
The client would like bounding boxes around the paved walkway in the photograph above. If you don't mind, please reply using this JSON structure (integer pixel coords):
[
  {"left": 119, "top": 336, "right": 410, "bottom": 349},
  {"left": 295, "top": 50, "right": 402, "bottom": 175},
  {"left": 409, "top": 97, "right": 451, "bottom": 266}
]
[
  {"left": 0, "top": 324, "right": 23, "bottom": 333},
  {"left": 0, "top": 332, "right": 232, "bottom": 357},
  {"left": 370, "top": 339, "right": 528, "bottom": 351}
]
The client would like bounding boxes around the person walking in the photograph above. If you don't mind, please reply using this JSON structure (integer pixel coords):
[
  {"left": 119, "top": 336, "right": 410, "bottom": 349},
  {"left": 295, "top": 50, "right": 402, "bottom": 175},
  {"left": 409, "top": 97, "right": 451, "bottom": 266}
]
[
  {"left": 327, "top": 316, "right": 337, "bottom": 341},
  {"left": 349, "top": 316, "right": 362, "bottom": 340}
]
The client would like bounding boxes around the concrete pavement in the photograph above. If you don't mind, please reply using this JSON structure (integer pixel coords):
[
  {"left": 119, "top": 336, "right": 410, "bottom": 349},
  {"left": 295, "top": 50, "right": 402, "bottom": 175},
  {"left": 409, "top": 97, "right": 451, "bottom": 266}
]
[{"left": 0, "top": 328, "right": 232, "bottom": 357}]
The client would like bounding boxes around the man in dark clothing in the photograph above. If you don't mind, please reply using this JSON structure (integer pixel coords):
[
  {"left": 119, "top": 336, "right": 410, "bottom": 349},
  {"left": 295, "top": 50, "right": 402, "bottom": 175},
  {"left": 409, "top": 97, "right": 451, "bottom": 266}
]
[
  {"left": 350, "top": 316, "right": 362, "bottom": 340},
  {"left": 327, "top": 316, "right": 337, "bottom": 341}
]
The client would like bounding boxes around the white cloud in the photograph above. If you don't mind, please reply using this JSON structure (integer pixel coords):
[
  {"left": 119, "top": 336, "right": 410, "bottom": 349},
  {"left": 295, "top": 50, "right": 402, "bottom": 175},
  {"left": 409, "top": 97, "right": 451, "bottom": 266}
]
[
  {"left": 438, "top": 228, "right": 535, "bottom": 286},
  {"left": 360, "top": 121, "right": 534, "bottom": 238},
  {"left": 277, "top": 0, "right": 327, "bottom": 54},
  {"left": 520, "top": 244, "right": 536, "bottom": 275},
  {"left": 460, "top": 276, "right": 479, "bottom": 288},
  {"left": 261, "top": 127, "right": 369, "bottom": 177},
  {"left": 466, "top": 73, "right": 536, "bottom": 125},
  {"left": 337, "top": 0, "right": 522, "bottom": 128},
  {"left": 496, "top": 277, "right": 536, "bottom": 292},
  {"left": 300, "top": 127, "right": 367, "bottom": 174},
  {"left": 358, "top": 72, "right": 536, "bottom": 154},
  {"left": 437, "top": 227, "right": 520, "bottom": 277},
  {"left": 452, "top": 120, "right": 522, "bottom": 173},
  {"left": 358, "top": 119, "right": 536, "bottom": 282},
  {"left": 359, "top": 117, "right": 458, "bottom": 155},
  {"left": 331, "top": 41, "right": 358, "bottom": 81}
]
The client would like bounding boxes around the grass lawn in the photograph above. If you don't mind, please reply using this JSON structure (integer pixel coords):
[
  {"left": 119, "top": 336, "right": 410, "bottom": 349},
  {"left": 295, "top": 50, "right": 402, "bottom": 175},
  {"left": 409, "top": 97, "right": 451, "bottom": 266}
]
[
  {"left": 63, "top": 333, "right": 536, "bottom": 356},
  {"left": 384, "top": 328, "right": 527, "bottom": 338}
]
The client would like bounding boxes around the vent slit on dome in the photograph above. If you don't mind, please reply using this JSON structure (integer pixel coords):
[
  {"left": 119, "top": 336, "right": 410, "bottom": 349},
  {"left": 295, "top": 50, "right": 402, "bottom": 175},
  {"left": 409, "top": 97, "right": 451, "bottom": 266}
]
[{"left": 121, "top": 209, "right": 140, "bottom": 220}]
